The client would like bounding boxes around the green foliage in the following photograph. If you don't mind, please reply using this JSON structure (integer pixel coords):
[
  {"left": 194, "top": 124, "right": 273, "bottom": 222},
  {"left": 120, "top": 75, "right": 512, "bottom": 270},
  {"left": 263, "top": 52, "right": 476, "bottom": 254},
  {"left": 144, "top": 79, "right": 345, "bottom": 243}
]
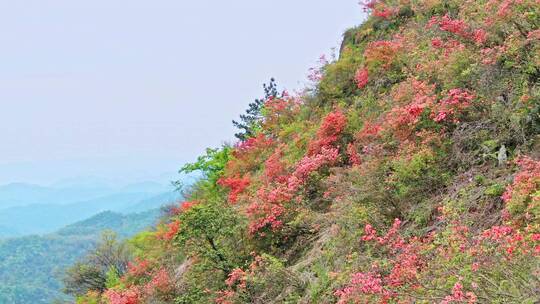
[
  {"left": 105, "top": 268, "right": 122, "bottom": 289},
  {"left": 386, "top": 145, "right": 450, "bottom": 218},
  {"left": 178, "top": 147, "right": 231, "bottom": 187},
  {"left": 174, "top": 200, "right": 244, "bottom": 275},
  {"left": 484, "top": 183, "right": 505, "bottom": 197},
  {"left": 318, "top": 52, "right": 361, "bottom": 102}
]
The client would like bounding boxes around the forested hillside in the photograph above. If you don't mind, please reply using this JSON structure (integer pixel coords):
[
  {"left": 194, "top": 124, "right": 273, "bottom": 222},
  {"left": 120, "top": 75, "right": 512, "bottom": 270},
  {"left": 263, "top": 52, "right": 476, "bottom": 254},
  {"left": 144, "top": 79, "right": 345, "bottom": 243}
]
[
  {"left": 0, "top": 209, "right": 160, "bottom": 304},
  {"left": 68, "top": 0, "right": 539, "bottom": 303}
]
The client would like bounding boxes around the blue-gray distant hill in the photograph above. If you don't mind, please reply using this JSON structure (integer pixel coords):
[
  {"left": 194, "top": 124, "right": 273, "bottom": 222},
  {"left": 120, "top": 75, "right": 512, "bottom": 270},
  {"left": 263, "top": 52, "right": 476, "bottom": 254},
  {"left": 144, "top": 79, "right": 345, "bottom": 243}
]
[
  {"left": 0, "top": 180, "right": 182, "bottom": 237},
  {"left": 0, "top": 191, "right": 181, "bottom": 237}
]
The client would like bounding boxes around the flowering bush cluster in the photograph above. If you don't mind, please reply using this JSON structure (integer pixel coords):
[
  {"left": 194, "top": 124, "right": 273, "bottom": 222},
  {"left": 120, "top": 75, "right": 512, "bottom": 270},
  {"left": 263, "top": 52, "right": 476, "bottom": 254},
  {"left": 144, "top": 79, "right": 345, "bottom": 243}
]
[
  {"left": 218, "top": 175, "right": 251, "bottom": 203},
  {"left": 105, "top": 268, "right": 174, "bottom": 304},
  {"left": 364, "top": 38, "right": 403, "bottom": 70},
  {"left": 428, "top": 14, "right": 487, "bottom": 45},
  {"left": 247, "top": 145, "right": 340, "bottom": 234},
  {"left": 308, "top": 110, "right": 347, "bottom": 155},
  {"left": 97, "top": 245, "right": 176, "bottom": 304},
  {"left": 360, "top": 0, "right": 398, "bottom": 20},
  {"left": 336, "top": 219, "right": 428, "bottom": 303},
  {"left": 336, "top": 152, "right": 540, "bottom": 303},
  {"left": 264, "top": 146, "right": 287, "bottom": 183},
  {"left": 354, "top": 68, "right": 369, "bottom": 89},
  {"left": 105, "top": 287, "right": 141, "bottom": 304},
  {"left": 440, "top": 282, "right": 477, "bottom": 304},
  {"left": 431, "top": 88, "right": 474, "bottom": 123},
  {"left": 127, "top": 259, "right": 151, "bottom": 277},
  {"left": 159, "top": 220, "right": 180, "bottom": 241}
]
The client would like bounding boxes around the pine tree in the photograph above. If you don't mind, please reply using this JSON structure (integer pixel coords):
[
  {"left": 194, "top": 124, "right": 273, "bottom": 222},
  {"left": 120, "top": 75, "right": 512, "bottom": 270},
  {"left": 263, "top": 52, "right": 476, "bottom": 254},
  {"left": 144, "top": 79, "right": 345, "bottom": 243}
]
[{"left": 232, "top": 78, "right": 283, "bottom": 141}]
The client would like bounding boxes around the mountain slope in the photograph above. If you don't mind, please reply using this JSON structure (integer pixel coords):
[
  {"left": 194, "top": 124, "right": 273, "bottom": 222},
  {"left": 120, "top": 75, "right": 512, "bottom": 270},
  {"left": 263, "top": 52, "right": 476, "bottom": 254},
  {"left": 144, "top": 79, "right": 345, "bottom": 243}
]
[
  {"left": 56, "top": 209, "right": 161, "bottom": 237},
  {"left": 0, "top": 209, "right": 161, "bottom": 304},
  {"left": 70, "top": 1, "right": 540, "bottom": 303}
]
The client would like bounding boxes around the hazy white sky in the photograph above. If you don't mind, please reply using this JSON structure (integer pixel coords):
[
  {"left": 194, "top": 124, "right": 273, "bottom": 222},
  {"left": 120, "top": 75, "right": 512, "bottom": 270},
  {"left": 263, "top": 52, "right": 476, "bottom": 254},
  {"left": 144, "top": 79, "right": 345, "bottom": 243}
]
[{"left": 0, "top": 0, "right": 365, "bottom": 184}]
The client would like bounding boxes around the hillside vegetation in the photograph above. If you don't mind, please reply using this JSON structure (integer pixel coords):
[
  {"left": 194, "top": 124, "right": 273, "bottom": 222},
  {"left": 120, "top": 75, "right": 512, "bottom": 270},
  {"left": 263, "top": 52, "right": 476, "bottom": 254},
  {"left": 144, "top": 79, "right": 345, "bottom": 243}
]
[
  {"left": 0, "top": 209, "right": 160, "bottom": 304},
  {"left": 71, "top": 0, "right": 539, "bottom": 303}
]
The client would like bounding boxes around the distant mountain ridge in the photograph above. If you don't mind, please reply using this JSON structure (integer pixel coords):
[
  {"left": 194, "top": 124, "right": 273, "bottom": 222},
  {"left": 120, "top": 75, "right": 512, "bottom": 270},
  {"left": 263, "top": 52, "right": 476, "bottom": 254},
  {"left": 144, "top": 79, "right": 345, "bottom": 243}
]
[
  {"left": 0, "top": 182, "right": 113, "bottom": 209},
  {"left": 0, "top": 179, "right": 175, "bottom": 209},
  {"left": 0, "top": 177, "right": 183, "bottom": 238},
  {"left": 0, "top": 190, "right": 181, "bottom": 238}
]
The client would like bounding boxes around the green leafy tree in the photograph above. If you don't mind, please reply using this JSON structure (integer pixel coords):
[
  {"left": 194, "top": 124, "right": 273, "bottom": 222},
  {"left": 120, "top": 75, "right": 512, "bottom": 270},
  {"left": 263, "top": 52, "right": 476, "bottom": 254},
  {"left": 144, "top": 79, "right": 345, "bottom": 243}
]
[
  {"left": 174, "top": 200, "right": 244, "bottom": 276},
  {"left": 178, "top": 147, "right": 231, "bottom": 185}
]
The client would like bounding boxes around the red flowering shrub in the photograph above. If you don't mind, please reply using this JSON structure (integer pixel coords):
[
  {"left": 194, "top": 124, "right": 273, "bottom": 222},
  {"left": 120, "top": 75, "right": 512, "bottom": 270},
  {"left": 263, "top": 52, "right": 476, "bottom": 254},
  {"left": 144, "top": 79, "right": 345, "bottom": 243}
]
[
  {"left": 227, "top": 134, "right": 275, "bottom": 175},
  {"left": 215, "top": 290, "right": 236, "bottom": 304},
  {"left": 247, "top": 150, "right": 337, "bottom": 234},
  {"left": 528, "top": 29, "right": 540, "bottom": 41},
  {"left": 364, "top": 38, "right": 403, "bottom": 69},
  {"left": 127, "top": 259, "right": 151, "bottom": 277},
  {"left": 373, "top": 6, "right": 396, "bottom": 19},
  {"left": 160, "top": 220, "right": 181, "bottom": 241},
  {"left": 346, "top": 143, "right": 362, "bottom": 166},
  {"left": 225, "top": 268, "right": 247, "bottom": 288},
  {"left": 181, "top": 200, "right": 199, "bottom": 212},
  {"left": 431, "top": 88, "right": 474, "bottom": 123},
  {"left": 354, "top": 68, "right": 369, "bottom": 89},
  {"left": 428, "top": 14, "right": 487, "bottom": 46},
  {"left": 385, "top": 79, "right": 437, "bottom": 138},
  {"left": 440, "top": 282, "right": 477, "bottom": 304},
  {"left": 360, "top": 0, "right": 398, "bottom": 19},
  {"left": 335, "top": 272, "right": 387, "bottom": 303},
  {"left": 336, "top": 219, "right": 427, "bottom": 303},
  {"left": 431, "top": 37, "right": 466, "bottom": 58},
  {"left": 169, "top": 200, "right": 199, "bottom": 215},
  {"left": 479, "top": 45, "right": 507, "bottom": 64},
  {"left": 247, "top": 146, "right": 340, "bottom": 235},
  {"left": 290, "top": 146, "right": 340, "bottom": 188},
  {"left": 216, "top": 254, "right": 291, "bottom": 303},
  {"left": 355, "top": 121, "right": 382, "bottom": 144},
  {"left": 431, "top": 37, "right": 443, "bottom": 48},
  {"left": 479, "top": 225, "right": 538, "bottom": 257},
  {"left": 264, "top": 146, "right": 287, "bottom": 183},
  {"left": 433, "top": 15, "right": 469, "bottom": 37},
  {"left": 234, "top": 134, "right": 274, "bottom": 156},
  {"left": 104, "top": 287, "right": 141, "bottom": 304},
  {"left": 385, "top": 83, "right": 473, "bottom": 140},
  {"left": 246, "top": 200, "right": 286, "bottom": 234},
  {"left": 264, "top": 97, "right": 288, "bottom": 114},
  {"left": 262, "top": 95, "right": 302, "bottom": 130},
  {"left": 308, "top": 111, "right": 347, "bottom": 155},
  {"left": 218, "top": 175, "right": 251, "bottom": 203},
  {"left": 143, "top": 268, "right": 173, "bottom": 295}
]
